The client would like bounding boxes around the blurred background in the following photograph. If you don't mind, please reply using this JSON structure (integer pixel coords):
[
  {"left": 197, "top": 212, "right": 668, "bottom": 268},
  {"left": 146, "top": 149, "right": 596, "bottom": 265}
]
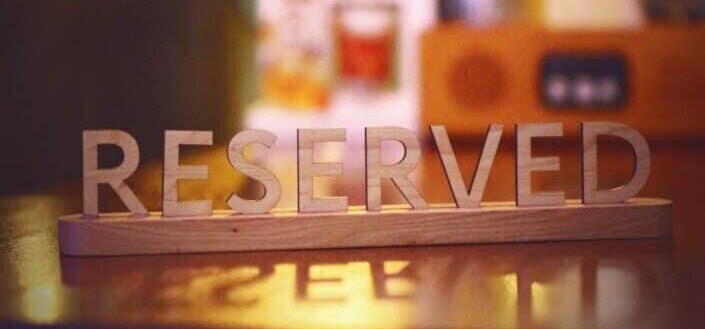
[
  {"left": 3, "top": 0, "right": 705, "bottom": 245},
  {"left": 2, "top": 0, "right": 705, "bottom": 240},
  {"left": 1, "top": 1, "right": 705, "bottom": 328},
  {"left": 1, "top": 0, "right": 703, "bottom": 186}
]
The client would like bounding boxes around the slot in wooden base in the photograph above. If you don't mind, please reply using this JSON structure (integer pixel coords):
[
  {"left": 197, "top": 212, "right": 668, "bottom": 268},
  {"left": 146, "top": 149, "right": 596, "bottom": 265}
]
[{"left": 58, "top": 198, "right": 672, "bottom": 256}]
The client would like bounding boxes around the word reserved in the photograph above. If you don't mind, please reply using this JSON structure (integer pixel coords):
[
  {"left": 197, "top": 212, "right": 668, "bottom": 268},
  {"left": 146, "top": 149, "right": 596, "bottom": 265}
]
[{"left": 82, "top": 122, "right": 649, "bottom": 218}]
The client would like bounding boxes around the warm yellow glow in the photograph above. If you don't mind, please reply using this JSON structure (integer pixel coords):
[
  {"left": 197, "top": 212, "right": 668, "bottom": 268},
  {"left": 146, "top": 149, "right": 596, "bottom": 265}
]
[
  {"left": 530, "top": 260, "right": 583, "bottom": 328},
  {"left": 2, "top": 195, "right": 642, "bottom": 329},
  {"left": 385, "top": 278, "right": 415, "bottom": 297},
  {"left": 308, "top": 263, "right": 347, "bottom": 301},
  {"left": 382, "top": 260, "right": 416, "bottom": 297},
  {"left": 500, "top": 273, "right": 518, "bottom": 297},
  {"left": 155, "top": 262, "right": 415, "bottom": 329},
  {"left": 383, "top": 260, "right": 409, "bottom": 274},
  {"left": 448, "top": 271, "right": 517, "bottom": 329},
  {"left": 498, "top": 273, "right": 519, "bottom": 329},
  {"left": 20, "top": 284, "right": 63, "bottom": 324},
  {"left": 4, "top": 196, "right": 65, "bottom": 324},
  {"left": 531, "top": 282, "right": 551, "bottom": 323}
]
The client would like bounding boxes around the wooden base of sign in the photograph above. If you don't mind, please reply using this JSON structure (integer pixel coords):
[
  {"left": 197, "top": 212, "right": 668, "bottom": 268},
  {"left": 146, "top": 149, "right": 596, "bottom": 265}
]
[{"left": 58, "top": 198, "right": 672, "bottom": 256}]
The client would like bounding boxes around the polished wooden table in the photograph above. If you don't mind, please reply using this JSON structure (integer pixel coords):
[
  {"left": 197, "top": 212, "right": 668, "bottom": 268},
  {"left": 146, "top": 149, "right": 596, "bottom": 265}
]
[{"left": 1, "top": 142, "right": 704, "bottom": 328}]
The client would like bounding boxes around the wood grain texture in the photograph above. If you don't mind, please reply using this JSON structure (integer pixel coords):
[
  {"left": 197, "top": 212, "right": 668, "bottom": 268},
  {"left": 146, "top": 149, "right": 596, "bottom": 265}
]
[
  {"left": 227, "top": 130, "right": 281, "bottom": 214},
  {"left": 365, "top": 127, "right": 428, "bottom": 211},
  {"left": 516, "top": 123, "right": 565, "bottom": 207},
  {"left": 58, "top": 198, "right": 672, "bottom": 256},
  {"left": 82, "top": 130, "right": 147, "bottom": 218},
  {"left": 297, "top": 128, "right": 348, "bottom": 213},
  {"left": 582, "top": 122, "right": 651, "bottom": 204},
  {"left": 431, "top": 124, "right": 503, "bottom": 208},
  {"left": 163, "top": 130, "right": 213, "bottom": 217}
]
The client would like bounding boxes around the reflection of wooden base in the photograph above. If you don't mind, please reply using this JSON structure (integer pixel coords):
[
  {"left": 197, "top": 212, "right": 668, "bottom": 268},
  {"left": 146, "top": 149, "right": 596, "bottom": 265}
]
[{"left": 59, "top": 198, "right": 672, "bottom": 256}]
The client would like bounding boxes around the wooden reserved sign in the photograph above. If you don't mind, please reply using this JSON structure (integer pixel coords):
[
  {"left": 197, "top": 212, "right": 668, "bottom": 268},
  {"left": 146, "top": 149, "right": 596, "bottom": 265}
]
[{"left": 59, "top": 122, "right": 671, "bottom": 256}]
